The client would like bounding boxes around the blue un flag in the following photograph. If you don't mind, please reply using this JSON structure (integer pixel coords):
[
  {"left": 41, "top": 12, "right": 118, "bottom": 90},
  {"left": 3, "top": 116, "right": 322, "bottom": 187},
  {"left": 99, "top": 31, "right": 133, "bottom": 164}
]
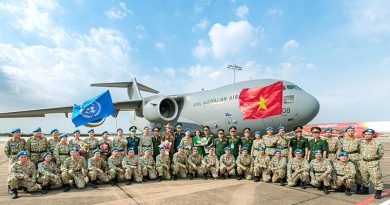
[{"left": 72, "top": 90, "right": 115, "bottom": 127}]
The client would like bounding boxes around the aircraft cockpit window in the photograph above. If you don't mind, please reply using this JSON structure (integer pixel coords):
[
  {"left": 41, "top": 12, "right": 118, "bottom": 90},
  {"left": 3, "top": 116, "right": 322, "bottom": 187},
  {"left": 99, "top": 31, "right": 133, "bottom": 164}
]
[{"left": 286, "top": 85, "right": 303, "bottom": 91}]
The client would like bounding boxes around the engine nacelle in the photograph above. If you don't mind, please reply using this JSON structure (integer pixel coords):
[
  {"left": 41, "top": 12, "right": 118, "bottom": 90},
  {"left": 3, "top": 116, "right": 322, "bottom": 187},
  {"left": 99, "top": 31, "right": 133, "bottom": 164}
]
[
  {"left": 84, "top": 118, "right": 106, "bottom": 127},
  {"left": 143, "top": 97, "right": 178, "bottom": 122}
]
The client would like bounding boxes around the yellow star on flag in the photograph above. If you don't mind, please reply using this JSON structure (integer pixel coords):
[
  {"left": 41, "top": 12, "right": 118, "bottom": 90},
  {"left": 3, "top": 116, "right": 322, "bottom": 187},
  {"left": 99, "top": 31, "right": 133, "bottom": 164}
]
[{"left": 257, "top": 96, "right": 268, "bottom": 112}]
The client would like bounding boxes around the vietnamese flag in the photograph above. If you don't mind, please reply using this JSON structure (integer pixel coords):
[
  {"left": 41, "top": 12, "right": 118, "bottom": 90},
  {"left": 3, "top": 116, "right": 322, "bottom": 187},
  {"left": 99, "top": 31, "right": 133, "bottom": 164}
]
[{"left": 239, "top": 81, "right": 283, "bottom": 120}]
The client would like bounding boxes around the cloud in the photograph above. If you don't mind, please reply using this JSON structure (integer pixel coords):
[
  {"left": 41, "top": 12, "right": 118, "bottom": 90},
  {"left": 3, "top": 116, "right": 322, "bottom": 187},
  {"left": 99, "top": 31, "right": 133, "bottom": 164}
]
[
  {"left": 162, "top": 67, "right": 176, "bottom": 77},
  {"left": 235, "top": 5, "right": 249, "bottom": 19},
  {"left": 135, "top": 25, "right": 145, "bottom": 40},
  {"left": 305, "top": 63, "right": 317, "bottom": 70},
  {"left": 266, "top": 8, "right": 283, "bottom": 17},
  {"left": 194, "top": 0, "right": 212, "bottom": 13},
  {"left": 155, "top": 42, "right": 165, "bottom": 51},
  {"left": 192, "top": 40, "right": 211, "bottom": 59},
  {"left": 104, "top": 1, "right": 133, "bottom": 20},
  {"left": 283, "top": 39, "right": 299, "bottom": 51},
  {"left": 193, "top": 17, "right": 209, "bottom": 31}
]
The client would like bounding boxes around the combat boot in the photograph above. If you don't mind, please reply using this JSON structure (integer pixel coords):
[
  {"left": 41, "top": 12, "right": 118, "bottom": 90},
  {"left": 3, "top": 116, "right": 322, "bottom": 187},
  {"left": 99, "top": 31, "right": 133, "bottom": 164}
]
[
  {"left": 237, "top": 173, "right": 244, "bottom": 180},
  {"left": 126, "top": 179, "right": 132, "bottom": 185},
  {"left": 323, "top": 186, "right": 329, "bottom": 195},
  {"left": 8, "top": 185, "right": 13, "bottom": 195},
  {"left": 374, "top": 190, "right": 382, "bottom": 199},
  {"left": 356, "top": 184, "right": 363, "bottom": 194},
  {"left": 142, "top": 177, "right": 148, "bottom": 182},
  {"left": 91, "top": 180, "right": 97, "bottom": 188},
  {"left": 11, "top": 188, "right": 18, "bottom": 199},
  {"left": 279, "top": 178, "right": 285, "bottom": 186},
  {"left": 345, "top": 188, "right": 352, "bottom": 196},
  {"left": 41, "top": 186, "right": 47, "bottom": 194},
  {"left": 157, "top": 176, "right": 163, "bottom": 182},
  {"left": 300, "top": 181, "right": 306, "bottom": 189},
  {"left": 361, "top": 187, "right": 369, "bottom": 195},
  {"left": 254, "top": 176, "right": 260, "bottom": 182},
  {"left": 63, "top": 184, "right": 70, "bottom": 192},
  {"left": 318, "top": 183, "right": 324, "bottom": 190},
  {"left": 110, "top": 178, "right": 116, "bottom": 186},
  {"left": 189, "top": 173, "right": 194, "bottom": 180},
  {"left": 204, "top": 173, "right": 208, "bottom": 180},
  {"left": 221, "top": 173, "right": 226, "bottom": 180},
  {"left": 173, "top": 174, "right": 177, "bottom": 180}
]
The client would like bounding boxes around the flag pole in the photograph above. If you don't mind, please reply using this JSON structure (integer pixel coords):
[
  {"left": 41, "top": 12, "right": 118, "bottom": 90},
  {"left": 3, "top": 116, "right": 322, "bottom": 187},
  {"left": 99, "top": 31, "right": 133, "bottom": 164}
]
[{"left": 114, "top": 117, "right": 118, "bottom": 130}]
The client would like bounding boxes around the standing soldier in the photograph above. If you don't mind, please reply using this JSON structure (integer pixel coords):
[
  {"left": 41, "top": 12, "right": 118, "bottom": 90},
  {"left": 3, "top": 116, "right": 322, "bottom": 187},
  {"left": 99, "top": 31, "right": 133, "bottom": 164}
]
[
  {"left": 180, "top": 128, "right": 193, "bottom": 158},
  {"left": 253, "top": 147, "right": 271, "bottom": 183},
  {"left": 5, "top": 128, "right": 26, "bottom": 165},
  {"left": 54, "top": 134, "right": 71, "bottom": 168},
  {"left": 213, "top": 129, "right": 229, "bottom": 160},
  {"left": 108, "top": 147, "right": 125, "bottom": 185},
  {"left": 84, "top": 129, "right": 99, "bottom": 159},
  {"left": 241, "top": 128, "right": 253, "bottom": 155},
  {"left": 47, "top": 129, "right": 60, "bottom": 154},
  {"left": 174, "top": 123, "right": 185, "bottom": 153},
  {"left": 251, "top": 131, "right": 264, "bottom": 157},
  {"left": 26, "top": 127, "right": 49, "bottom": 168},
  {"left": 276, "top": 127, "right": 289, "bottom": 159},
  {"left": 202, "top": 126, "right": 214, "bottom": 155},
  {"left": 122, "top": 147, "right": 142, "bottom": 184},
  {"left": 323, "top": 128, "right": 341, "bottom": 161},
  {"left": 228, "top": 126, "right": 241, "bottom": 159},
  {"left": 202, "top": 147, "right": 219, "bottom": 179},
  {"left": 269, "top": 149, "right": 287, "bottom": 186},
  {"left": 88, "top": 149, "right": 110, "bottom": 188},
  {"left": 139, "top": 148, "right": 157, "bottom": 182},
  {"left": 156, "top": 146, "right": 171, "bottom": 182},
  {"left": 113, "top": 128, "right": 128, "bottom": 157},
  {"left": 69, "top": 129, "right": 82, "bottom": 149},
  {"left": 161, "top": 123, "right": 175, "bottom": 157},
  {"left": 139, "top": 126, "right": 153, "bottom": 156},
  {"left": 309, "top": 150, "right": 333, "bottom": 194},
  {"left": 263, "top": 127, "right": 277, "bottom": 159},
  {"left": 262, "top": 126, "right": 274, "bottom": 139},
  {"left": 172, "top": 145, "right": 188, "bottom": 180},
  {"left": 127, "top": 126, "right": 141, "bottom": 156},
  {"left": 38, "top": 152, "right": 62, "bottom": 194},
  {"left": 8, "top": 151, "right": 41, "bottom": 199},
  {"left": 99, "top": 131, "right": 113, "bottom": 161},
  {"left": 219, "top": 147, "right": 236, "bottom": 179},
  {"left": 287, "top": 149, "right": 310, "bottom": 189},
  {"left": 341, "top": 126, "right": 363, "bottom": 193},
  {"left": 308, "top": 127, "right": 328, "bottom": 161},
  {"left": 236, "top": 147, "right": 254, "bottom": 180},
  {"left": 188, "top": 147, "right": 204, "bottom": 180},
  {"left": 61, "top": 147, "right": 87, "bottom": 192},
  {"left": 332, "top": 152, "right": 356, "bottom": 196},
  {"left": 360, "top": 129, "right": 384, "bottom": 199},
  {"left": 289, "top": 126, "right": 309, "bottom": 159},
  {"left": 152, "top": 127, "right": 162, "bottom": 160}
]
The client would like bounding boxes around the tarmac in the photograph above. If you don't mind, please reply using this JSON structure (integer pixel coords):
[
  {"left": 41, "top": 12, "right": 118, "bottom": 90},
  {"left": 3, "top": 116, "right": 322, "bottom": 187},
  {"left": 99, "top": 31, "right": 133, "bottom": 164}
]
[{"left": 1, "top": 138, "right": 390, "bottom": 205}]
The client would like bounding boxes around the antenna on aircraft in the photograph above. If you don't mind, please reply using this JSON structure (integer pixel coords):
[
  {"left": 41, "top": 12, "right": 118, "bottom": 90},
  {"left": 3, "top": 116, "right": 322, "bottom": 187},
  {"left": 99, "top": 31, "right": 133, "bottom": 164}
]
[{"left": 227, "top": 64, "right": 242, "bottom": 84}]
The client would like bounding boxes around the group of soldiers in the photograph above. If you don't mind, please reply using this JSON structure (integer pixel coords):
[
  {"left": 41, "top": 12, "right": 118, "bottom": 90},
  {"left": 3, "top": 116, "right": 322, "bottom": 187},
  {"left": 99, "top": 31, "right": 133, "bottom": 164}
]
[{"left": 4, "top": 123, "right": 384, "bottom": 200}]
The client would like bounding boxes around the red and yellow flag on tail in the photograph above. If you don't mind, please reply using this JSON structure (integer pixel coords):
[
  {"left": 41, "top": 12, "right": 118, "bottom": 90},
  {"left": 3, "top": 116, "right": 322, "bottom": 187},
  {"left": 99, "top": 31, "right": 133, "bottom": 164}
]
[{"left": 239, "top": 81, "right": 283, "bottom": 120}]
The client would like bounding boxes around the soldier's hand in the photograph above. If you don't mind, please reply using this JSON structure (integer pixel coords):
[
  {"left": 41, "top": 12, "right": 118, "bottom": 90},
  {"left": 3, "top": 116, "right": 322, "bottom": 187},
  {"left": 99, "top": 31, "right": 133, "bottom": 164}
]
[
  {"left": 56, "top": 160, "right": 61, "bottom": 165},
  {"left": 192, "top": 164, "right": 196, "bottom": 169},
  {"left": 320, "top": 173, "right": 327, "bottom": 178},
  {"left": 68, "top": 169, "right": 74, "bottom": 174},
  {"left": 24, "top": 175, "right": 30, "bottom": 180}
]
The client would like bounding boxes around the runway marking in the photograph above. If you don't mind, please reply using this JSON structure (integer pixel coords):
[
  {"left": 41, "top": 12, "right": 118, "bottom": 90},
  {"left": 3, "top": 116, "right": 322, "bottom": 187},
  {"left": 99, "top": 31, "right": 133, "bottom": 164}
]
[
  {"left": 354, "top": 189, "right": 390, "bottom": 205},
  {"left": 116, "top": 184, "right": 140, "bottom": 205}
]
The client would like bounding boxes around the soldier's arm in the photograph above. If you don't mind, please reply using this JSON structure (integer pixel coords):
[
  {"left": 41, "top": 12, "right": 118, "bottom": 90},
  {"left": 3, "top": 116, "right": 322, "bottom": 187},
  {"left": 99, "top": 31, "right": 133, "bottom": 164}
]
[
  {"left": 30, "top": 164, "right": 38, "bottom": 181},
  {"left": 249, "top": 157, "right": 254, "bottom": 172},
  {"left": 303, "top": 160, "right": 310, "bottom": 172},
  {"left": 345, "top": 162, "right": 356, "bottom": 179},
  {"left": 10, "top": 164, "right": 24, "bottom": 179},
  {"left": 325, "top": 160, "right": 333, "bottom": 175},
  {"left": 60, "top": 159, "right": 68, "bottom": 172},
  {"left": 88, "top": 159, "right": 97, "bottom": 171},
  {"left": 378, "top": 142, "right": 385, "bottom": 159},
  {"left": 286, "top": 161, "right": 292, "bottom": 179},
  {"left": 280, "top": 158, "right": 287, "bottom": 169},
  {"left": 121, "top": 158, "right": 129, "bottom": 169},
  {"left": 4, "top": 141, "right": 10, "bottom": 158},
  {"left": 38, "top": 163, "right": 52, "bottom": 176},
  {"left": 309, "top": 162, "right": 315, "bottom": 179},
  {"left": 25, "top": 138, "right": 31, "bottom": 156},
  {"left": 54, "top": 144, "right": 60, "bottom": 162}
]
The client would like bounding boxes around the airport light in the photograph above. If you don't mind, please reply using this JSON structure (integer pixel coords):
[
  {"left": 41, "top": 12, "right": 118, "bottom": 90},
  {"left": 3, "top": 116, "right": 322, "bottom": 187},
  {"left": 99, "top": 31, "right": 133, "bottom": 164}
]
[{"left": 227, "top": 64, "right": 242, "bottom": 84}]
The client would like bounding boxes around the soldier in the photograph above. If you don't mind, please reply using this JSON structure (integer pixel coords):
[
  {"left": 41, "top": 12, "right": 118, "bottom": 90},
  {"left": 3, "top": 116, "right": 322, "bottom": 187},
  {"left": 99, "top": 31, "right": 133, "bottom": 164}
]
[
  {"left": 113, "top": 128, "right": 128, "bottom": 157},
  {"left": 202, "top": 147, "right": 219, "bottom": 179},
  {"left": 309, "top": 150, "right": 333, "bottom": 194},
  {"left": 253, "top": 147, "right": 271, "bottom": 183},
  {"left": 122, "top": 147, "right": 142, "bottom": 184},
  {"left": 38, "top": 152, "right": 62, "bottom": 194},
  {"left": 152, "top": 127, "right": 162, "bottom": 160},
  {"left": 289, "top": 126, "right": 309, "bottom": 159},
  {"left": 287, "top": 149, "right": 310, "bottom": 189},
  {"left": 127, "top": 126, "right": 141, "bottom": 156},
  {"left": 88, "top": 149, "right": 110, "bottom": 188},
  {"left": 308, "top": 127, "right": 328, "bottom": 161},
  {"left": 219, "top": 147, "right": 236, "bottom": 179},
  {"left": 332, "top": 152, "right": 356, "bottom": 196},
  {"left": 61, "top": 147, "right": 87, "bottom": 192},
  {"left": 47, "top": 129, "right": 60, "bottom": 154},
  {"left": 251, "top": 131, "right": 264, "bottom": 157},
  {"left": 263, "top": 127, "right": 277, "bottom": 159},
  {"left": 360, "top": 129, "right": 384, "bottom": 199},
  {"left": 188, "top": 147, "right": 204, "bottom": 180},
  {"left": 139, "top": 148, "right": 157, "bottom": 182},
  {"left": 108, "top": 147, "right": 125, "bottom": 185},
  {"left": 192, "top": 129, "right": 205, "bottom": 156},
  {"left": 172, "top": 145, "right": 188, "bottom": 180},
  {"left": 161, "top": 123, "right": 175, "bottom": 157},
  {"left": 139, "top": 126, "right": 153, "bottom": 156},
  {"left": 341, "top": 126, "right": 363, "bottom": 193},
  {"left": 26, "top": 127, "right": 49, "bottom": 168},
  {"left": 156, "top": 146, "right": 171, "bottom": 182},
  {"left": 236, "top": 147, "right": 254, "bottom": 180},
  {"left": 269, "top": 149, "right": 287, "bottom": 186},
  {"left": 227, "top": 126, "right": 241, "bottom": 159},
  {"left": 213, "top": 129, "right": 229, "bottom": 159},
  {"left": 323, "top": 128, "right": 341, "bottom": 161},
  {"left": 174, "top": 123, "right": 185, "bottom": 153},
  {"left": 84, "top": 129, "right": 99, "bottom": 159},
  {"left": 5, "top": 128, "right": 26, "bottom": 165},
  {"left": 98, "top": 131, "right": 113, "bottom": 161},
  {"left": 275, "top": 126, "right": 289, "bottom": 159},
  {"left": 241, "top": 128, "right": 253, "bottom": 155},
  {"left": 54, "top": 133, "right": 70, "bottom": 167},
  {"left": 180, "top": 128, "right": 193, "bottom": 158},
  {"left": 202, "top": 126, "right": 214, "bottom": 155},
  {"left": 8, "top": 151, "right": 41, "bottom": 199},
  {"left": 262, "top": 126, "right": 274, "bottom": 139},
  {"left": 69, "top": 129, "right": 82, "bottom": 149}
]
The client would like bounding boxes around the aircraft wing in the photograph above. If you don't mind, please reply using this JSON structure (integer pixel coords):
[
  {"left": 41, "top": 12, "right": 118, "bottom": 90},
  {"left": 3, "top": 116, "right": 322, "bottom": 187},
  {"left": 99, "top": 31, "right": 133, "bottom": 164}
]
[{"left": 0, "top": 100, "right": 143, "bottom": 118}]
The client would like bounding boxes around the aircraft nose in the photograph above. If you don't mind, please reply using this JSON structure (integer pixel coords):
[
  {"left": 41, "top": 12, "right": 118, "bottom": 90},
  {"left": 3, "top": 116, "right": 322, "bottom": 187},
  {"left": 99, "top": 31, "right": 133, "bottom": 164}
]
[{"left": 299, "top": 93, "right": 320, "bottom": 124}]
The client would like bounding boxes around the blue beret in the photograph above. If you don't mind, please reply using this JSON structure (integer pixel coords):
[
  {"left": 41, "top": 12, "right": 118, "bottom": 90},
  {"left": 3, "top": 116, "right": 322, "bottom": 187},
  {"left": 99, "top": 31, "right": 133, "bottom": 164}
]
[
  {"left": 208, "top": 147, "right": 215, "bottom": 151},
  {"left": 266, "top": 127, "right": 273, "bottom": 131},
  {"left": 184, "top": 128, "right": 190, "bottom": 132},
  {"left": 73, "top": 129, "right": 80, "bottom": 134},
  {"left": 32, "top": 127, "right": 41, "bottom": 132},
  {"left": 70, "top": 147, "right": 79, "bottom": 152},
  {"left": 159, "top": 146, "right": 166, "bottom": 151},
  {"left": 257, "top": 147, "right": 265, "bottom": 151},
  {"left": 363, "top": 129, "right": 375, "bottom": 134},
  {"left": 101, "top": 131, "right": 109, "bottom": 135},
  {"left": 93, "top": 148, "right": 101, "bottom": 154},
  {"left": 129, "top": 126, "right": 137, "bottom": 131},
  {"left": 294, "top": 149, "right": 302, "bottom": 154},
  {"left": 313, "top": 149, "right": 322, "bottom": 154},
  {"left": 143, "top": 126, "right": 150, "bottom": 130},
  {"left": 111, "top": 147, "right": 119, "bottom": 152},
  {"left": 324, "top": 128, "right": 333, "bottom": 132},
  {"left": 127, "top": 147, "right": 135, "bottom": 152},
  {"left": 43, "top": 152, "right": 52, "bottom": 158},
  {"left": 88, "top": 129, "right": 95, "bottom": 133},
  {"left": 117, "top": 128, "right": 123, "bottom": 132},
  {"left": 10, "top": 128, "right": 21, "bottom": 133},
  {"left": 339, "top": 151, "right": 348, "bottom": 157},
  {"left": 192, "top": 147, "right": 198, "bottom": 151},
  {"left": 16, "top": 151, "right": 27, "bottom": 158},
  {"left": 177, "top": 145, "right": 183, "bottom": 149},
  {"left": 254, "top": 131, "right": 261, "bottom": 135},
  {"left": 143, "top": 147, "right": 150, "bottom": 152},
  {"left": 274, "top": 149, "right": 281, "bottom": 154},
  {"left": 277, "top": 126, "right": 285, "bottom": 131},
  {"left": 241, "top": 147, "right": 248, "bottom": 152},
  {"left": 59, "top": 133, "right": 68, "bottom": 139},
  {"left": 344, "top": 126, "right": 355, "bottom": 132},
  {"left": 224, "top": 147, "right": 231, "bottom": 151},
  {"left": 50, "top": 128, "right": 58, "bottom": 134}
]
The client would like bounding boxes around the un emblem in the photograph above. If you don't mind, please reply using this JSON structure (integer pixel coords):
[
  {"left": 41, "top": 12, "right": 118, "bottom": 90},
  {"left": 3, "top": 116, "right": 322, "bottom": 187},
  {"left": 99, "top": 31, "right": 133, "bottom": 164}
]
[{"left": 81, "top": 102, "right": 102, "bottom": 118}]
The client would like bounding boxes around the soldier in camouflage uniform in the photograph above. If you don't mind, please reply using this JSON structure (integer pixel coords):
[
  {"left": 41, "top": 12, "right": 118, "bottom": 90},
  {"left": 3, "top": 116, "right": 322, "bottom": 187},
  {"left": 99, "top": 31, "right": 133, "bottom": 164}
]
[
  {"left": 139, "top": 148, "right": 157, "bottom": 181},
  {"left": 287, "top": 149, "right": 310, "bottom": 189},
  {"left": 275, "top": 127, "right": 289, "bottom": 159},
  {"left": 180, "top": 128, "right": 193, "bottom": 158},
  {"left": 152, "top": 127, "right": 162, "bottom": 160},
  {"left": 38, "top": 152, "right": 62, "bottom": 194},
  {"left": 8, "top": 151, "right": 41, "bottom": 199},
  {"left": 241, "top": 128, "right": 253, "bottom": 155},
  {"left": 113, "top": 128, "right": 128, "bottom": 157},
  {"left": 47, "top": 129, "right": 60, "bottom": 154},
  {"left": 139, "top": 127, "right": 153, "bottom": 156},
  {"left": 236, "top": 147, "right": 254, "bottom": 180},
  {"left": 253, "top": 147, "right": 271, "bottom": 183},
  {"left": 54, "top": 134, "right": 70, "bottom": 167},
  {"left": 332, "top": 152, "right": 356, "bottom": 196},
  {"left": 156, "top": 147, "right": 171, "bottom": 181},
  {"left": 99, "top": 131, "right": 113, "bottom": 161},
  {"left": 108, "top": 147, "right": 125, "bottom": 185},
  {"left": 161, "top": 123, "right": 175, "bottom": 157},
  {"left": 69, "top": 129, "right": 82, "bottom": 149},
  {"left": 213, "top": 129, "right": 229, "bottom": 159},
  {"left": 172, "top": 145, "right": 188, "bottom": 180},
  {"left": 127, "top": 126, "right": 141, "bottom": 156},
  {"left": 359, "top": 129, "right": 384, "bottom": 199},
  {"left": 219, "top": 147, "right": 236, "bottom": 179},
  {"left": 202, "top": 147, "right": 219, "bottom": 179},
  {"left": 5, "top": 128, "right": 26, "bottom": 165},
  {"left": 84, "top": 129, "right": 99, "bottom": 159},
  {"left": 323, "top": 128, "right": 341, "bottom": 161},
  {"left": 122, "top": 147, "right": 142, "bottom": 184},
  {"left": 269, "top": 149, "right": 287, "bottom": 185},
  {"left": 26, "top": 127, "right": 49, "bottom": 168},
  {"left": 309, "top": 150, "right": 333, "bottom": 194},
  {"left": 61, "top": 147, "right": 87, "bottom": 192},
  {"left": 251, "top": 131, "right": 264, "bottom": 157},
  {"left": 188, "top": 147, "right": 204, "bottom": 180},
  {"left": 263, "top": 127, "right": 278, "bottom": 159},
  {"left": 88, "top": 149, "right": 110, "bottom": 188}
]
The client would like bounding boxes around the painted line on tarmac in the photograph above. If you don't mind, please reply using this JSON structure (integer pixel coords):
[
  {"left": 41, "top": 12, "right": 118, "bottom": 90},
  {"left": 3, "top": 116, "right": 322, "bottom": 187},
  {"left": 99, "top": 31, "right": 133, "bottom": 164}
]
[
  {"left": 116, "top": 184, "right": 140, "bottom": 205},
  {"left": 354, "top": 189, "right": 390, "bottom": 205}
]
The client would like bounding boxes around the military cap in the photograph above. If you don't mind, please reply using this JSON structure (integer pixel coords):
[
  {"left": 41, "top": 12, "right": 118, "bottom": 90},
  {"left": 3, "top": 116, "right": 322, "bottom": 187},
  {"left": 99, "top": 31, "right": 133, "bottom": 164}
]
[
  {"left": 229, "top": 126, "right": 237, "bottom": 131},
  {"left": 50, "top": 128, "right": 59, "bottom": 134},
  {"left": 73, "top": 129, "right": 80, "bottom": 134},
  {"left": 294, "top": 126, "right": 303, "bottom": 131},
  {"left": 266, "top": 127, "right": 273, "bottom": 131},
  {"left": 127, "top": 147, "right": 135, "bottom": 152},
  {"left": 16, "top": 151, "right": 28, "bottom": 158},
  {"left": 70, "top": 147, "right": 79, "bottom": 152},
  {"left": 59, "top": 133, "right": 68, "bottom": 139},
  {"left": 32, "top": 127, "right": 41, "bottom": 132},
  {"left": 208, "top": 147, "right": 215, "bottom": 151},
  {"left": 257, "top": 147, "right": 265, "bottom": 151},
  {"left": 111, "top": 147, "right": 119, "bottom": 152},
  {"left": 129, "top": 126, "right": 137, "bottom": 131},
  {"left": 143, "top": 126, "right": 150, "bottom": 130},
  {"left": 277, "top": 126, "right": 285, "bottom": 131},
  {"left": 217, "top": 129, "right": 224, "bottom": 133},
  {"left": 203, "top": 126, "right": 210, "bottom": 130},
  {"left": 117, "top": 128, "right": 123, "bottom": 132},
  {"left": 224, "top": 147, "right": 231, "bottom": 151},
  {"left": 177, "top": 145, "right": 183, "bottom": 150},
  {"left": 363, "top": 128, "right": 375, "bottom": 134},
  {"left": 274, "top": 149, "right": 281, "bottom": 154},
  {"left": 43, "top": 152, "right": 52, "bottom": 158},
  {"left": 339, "top": 151, "right": 348, "bottom": 157},
  {"left": 87, "top": 129, "right": 95, "bottom": 133},
  {"left": 241, "top": 147, "right": 248, "bottom": 152},
  {"left": 159, "top": 146, "right": 166, "bottom": 151},
  {"left": 344, "top": 126, "right": 355, "bottom": 132},
  {"left": 311, "top": 126, "right": 322, "bottom": 132},
  {"left": 324, "top": 128, "right": 333, "bottom": 132},
  {"left": 254, "top": 131, "right": 261, "bottom": 135},
  {"left": 93, "top": 148, "right": 101, "bottom": 154},
  {"left": 184, "top": 128, "right": 190, "bottom": 132},
  {"left": 243, "top": 127, "right": 251, "bottom": 132},
  {"left": 294, "top": 149, "right": 302, "bottom": 154},
  {"left": 313, "top": 149, "right": 322, "bottom": 154},
  {"left": 10, "top": 128, "right": 21, "bottom": 133},
  {"left": 175, "top": 123, "right": 182, "bottom": 128},
  {"left": 143, "top": 147, "right": 150, "bottom": 152},
  {"left": 153, "top": 127, "right": 161, "bottom": 132},
  {"left": 164, "top": 123, "right": 172, "bottom": 128},
  {"left": 192, "top": 147, "right": 198, "bottom": 151},
  {"left": 101, "top": 131, "right": 109, "bottom": 135}
]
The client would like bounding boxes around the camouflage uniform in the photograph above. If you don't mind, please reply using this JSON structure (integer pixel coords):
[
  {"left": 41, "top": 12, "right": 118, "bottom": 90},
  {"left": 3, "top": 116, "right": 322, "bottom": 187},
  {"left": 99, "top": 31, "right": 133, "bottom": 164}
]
[
  {"left": 202, "top": 155, "right": 219, "bottom": 178},
  {"left": 161, "top": 131, "right": 175, "bottom": 156},
  {"left": 4, "top": 137, "right": 26, "bottom": 164},
  {"left": 84, "top": 138, "right": 99, "bottom": 159},
  {"left": 61, "top": 156, "right": 87, "bottom": 189},
  {"left": 251, "top": 138, "right": 264, "bottom": 157},
  {"left": 98, "top": 138, "right": 113, "bottom": 161},
  {"left": 219, "top": 154, "right": 236, "bottom": 176},
  {"left": 287, "top": 158, "right": 310, "bottom": 187},
  {"left": 236, "top": 155, "right": 254, "bottom": 180},
  {"left": 360, "top": 139, "right": 384, "bottom": 190},
  {"left": 139, "top": 155, "right": 157, "bottom": 180},
  {"left": 263, "top": 135, "right": 277, "bottom": 158},
  {"left": 69, "top": 138, "right": 82, "bottom": 149},
  {"left": 139, "top": 135, "right": 153, "bottom": 156},
  {"left": 180, "top": 137, "right": 193, "bottom": 158},
  {"left": 276, "top": 134, "right": 289, "bottom": 159},
  {"left": 172, "top": 152, "right": 188, "bottom": 178},
  {"left": 156, "top": 154, "right": 171, "bottom": 180},
  {"left": 48, "top": 138, "right": 60, "bottom": 154},
  {"left": 213, "top": 137, "right": 229, "bottom": 159},
  {"left": 332, "top": 160, "right": 356, "bottom": 189},
  {"left": 113, "top": 136, "right": 128, "bottom": 157},
  {"left": 122, "top": 155, "right": 142, "bottom": 182},
  {"left": 228, "top": 136, "right": 241, "bottom": 159},
  {"left": 241, "top": 137, "right": 253, "bottom": 155},
  {"left": 254, "top": 154, "right": 271, "bottom": 182},
  {"left": 309, "top": 158, "right": 333, "bottom": 187},
  {"left": 88, "top": 157, "right": 110, "bottom": 182},
  {"left": 324, "top": 136, "right": 341, "bottom": 161},
  {"left": 8, "top": 161, "right": 41, "bottom": 192},
  {"left": 108, "top": 155, "right": 125, "bottom": 181},
  {"left": 269, "top": 156, "right": 287, "bottom": 183},
  {"left": 37, "top": 161, "right": 62, "bottom": 188},
  {"left": 26, "top": 136, "right": 49, "bottom": 167},
  {"left": 341, "top": 138, "right": 362, "bottom": 185},
  {"left": 54, "top": 142, "right": 70, "bottom": 167},
  {"left": 188, "top": 153, "right": 204, "bottom": 175}
]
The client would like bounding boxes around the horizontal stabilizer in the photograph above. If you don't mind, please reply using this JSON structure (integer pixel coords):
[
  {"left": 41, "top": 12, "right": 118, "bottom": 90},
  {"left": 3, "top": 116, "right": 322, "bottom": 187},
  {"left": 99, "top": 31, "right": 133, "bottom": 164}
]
[{"left": 91, "top": 81, "right": 159, "bottom": 94}]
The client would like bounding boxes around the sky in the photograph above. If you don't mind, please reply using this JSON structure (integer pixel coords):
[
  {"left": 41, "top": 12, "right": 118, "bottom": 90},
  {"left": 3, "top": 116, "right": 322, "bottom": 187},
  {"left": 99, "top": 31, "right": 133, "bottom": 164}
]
[{"left": 0, "top": 0, "right": 389, "bottom": 133}]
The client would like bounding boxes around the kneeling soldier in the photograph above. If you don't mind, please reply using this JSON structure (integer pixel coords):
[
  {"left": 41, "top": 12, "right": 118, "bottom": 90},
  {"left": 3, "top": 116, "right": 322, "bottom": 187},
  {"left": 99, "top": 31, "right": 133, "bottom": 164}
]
[
  {"left": 61, "top": 147, "right": 87, "bottom": 192},
  {"left": 38, "top": 152, "right": 62, "bottom": 194},
  {"left": 287, "top": 149, "right": 309, "bottom": 189},
  {"left": 139, "top": 148, "right": 157, "bottom": 182},
  {"left": 269, "top": 149, "right": 287, "bottom": 185},
  {"left": 236, "top": 147, "right": 254, "bottom": 180},
  {"left": 88, "top": 149, "right": 110, "bottom": 188},
  {"left": 202, "top": 147, "right": 219, "bottom": 180},
  {"left": 108, "top": 147, "right": 125, "bottom": 185},
  {"left": 332, "top": 152, "right": 356, "bottom": 196},
  {"left": 8, "top": 151, "right": 41, "bottom": 199},
  {"left": 156, "top": 146, "right": 171, "bottom": 182},
  {"left": 122, "top": 147, "right": 142, "bottom": 184},
  {"left": 253, "top": 147, "right": 271, "bottom": 182},
  {"left": 172, "top": 145, "right": 188, "bottom": 180},
  {"left": 188, "top": 147, "right": 204, "bottom": 179},
  {"left": 219, "top": 147, "right": 236, "bottom": 179},
  {"left": 309, "top": 150, "right": 333, "bottom": 194}
]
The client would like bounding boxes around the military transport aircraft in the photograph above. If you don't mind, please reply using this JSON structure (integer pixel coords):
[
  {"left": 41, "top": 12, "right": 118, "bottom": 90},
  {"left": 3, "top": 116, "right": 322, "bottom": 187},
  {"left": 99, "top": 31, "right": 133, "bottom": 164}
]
[{"left": 0, "top": 78, "right": 320, "bottom": 133}]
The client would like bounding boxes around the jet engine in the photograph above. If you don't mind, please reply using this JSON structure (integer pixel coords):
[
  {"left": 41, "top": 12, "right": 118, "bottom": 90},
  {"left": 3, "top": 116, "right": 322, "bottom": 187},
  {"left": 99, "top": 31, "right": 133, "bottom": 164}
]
[{"left": 143, "top": 97, "right": 178, "bottom": 122}]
